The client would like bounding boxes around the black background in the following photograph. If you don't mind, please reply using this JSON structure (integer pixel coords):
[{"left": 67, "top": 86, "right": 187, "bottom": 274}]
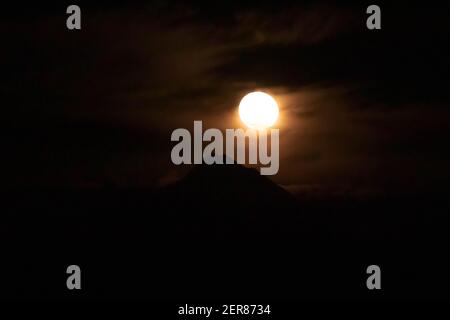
[{"left": 1, "top": 1, "right": 450, "bottom": 301}]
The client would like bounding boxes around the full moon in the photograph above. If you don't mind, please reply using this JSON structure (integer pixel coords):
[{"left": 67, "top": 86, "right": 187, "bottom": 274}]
[{"left": 239, "top": 91, "right": 279, "bottom": 130}]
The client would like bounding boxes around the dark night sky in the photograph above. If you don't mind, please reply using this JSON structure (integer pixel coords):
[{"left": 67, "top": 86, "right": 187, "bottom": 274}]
[{"left": 2, "top": 1, "right": 450, "bottom": 196}]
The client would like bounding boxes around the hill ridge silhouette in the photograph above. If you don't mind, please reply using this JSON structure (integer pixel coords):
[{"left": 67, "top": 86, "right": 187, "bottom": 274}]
[{"left": 164, "top": 162, "right": 297, "bottom": 212}]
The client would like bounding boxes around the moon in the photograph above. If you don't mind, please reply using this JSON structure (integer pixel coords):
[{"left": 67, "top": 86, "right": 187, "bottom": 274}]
[{"left": 239, "top": 91, "right": 279, "bottom": 130}]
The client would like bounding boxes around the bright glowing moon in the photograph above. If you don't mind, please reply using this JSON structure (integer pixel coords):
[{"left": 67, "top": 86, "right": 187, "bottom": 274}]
[{"left": 239, "top": 91, "right": 279, "bottom": 130}]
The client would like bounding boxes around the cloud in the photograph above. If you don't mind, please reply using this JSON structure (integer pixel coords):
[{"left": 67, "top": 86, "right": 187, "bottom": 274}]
[{"left": 2, "top": 2, "right": 450, "bottom": 192}]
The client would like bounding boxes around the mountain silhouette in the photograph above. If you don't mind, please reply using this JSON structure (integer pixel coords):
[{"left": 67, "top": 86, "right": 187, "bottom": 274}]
[
  {"left": 4, "top": 162, "right": 449, "bottom": 299},
  {"left": 166, "top": 162, "right": 296, "bottom": 210}
]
